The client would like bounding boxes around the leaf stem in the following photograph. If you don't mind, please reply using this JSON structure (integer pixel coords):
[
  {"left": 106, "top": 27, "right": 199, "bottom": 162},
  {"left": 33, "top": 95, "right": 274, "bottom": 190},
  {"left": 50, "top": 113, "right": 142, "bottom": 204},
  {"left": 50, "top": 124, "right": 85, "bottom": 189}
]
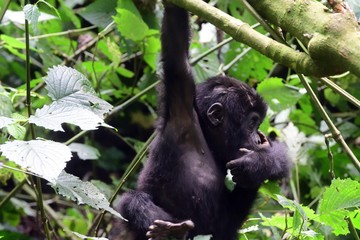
[
  {"left": 24, "top": 7, "right": 51, "bottom": 239},
  {"left": 0, "top": 179, "right": 26, "bottom": 208},
  {"left": 16, "top": 26, "right": 97, "bottom": 41},
  {"left": 346, "top": 216, "right": 360, "bottom": 240}
]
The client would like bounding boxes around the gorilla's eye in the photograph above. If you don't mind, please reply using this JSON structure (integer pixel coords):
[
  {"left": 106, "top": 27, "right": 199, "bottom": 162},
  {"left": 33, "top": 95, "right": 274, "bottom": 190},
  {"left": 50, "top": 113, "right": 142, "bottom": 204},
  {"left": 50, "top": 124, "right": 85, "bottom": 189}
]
[{"left": 248, "top": 114, "right": 260, "bottom": 131}]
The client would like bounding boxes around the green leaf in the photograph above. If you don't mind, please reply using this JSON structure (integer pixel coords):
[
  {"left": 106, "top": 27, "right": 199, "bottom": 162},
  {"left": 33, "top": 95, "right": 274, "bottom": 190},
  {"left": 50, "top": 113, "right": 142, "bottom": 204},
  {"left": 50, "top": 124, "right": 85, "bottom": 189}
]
[
  {"left": 319, "top": 178, "right": 360, "bottom": 236},
  {"left": 113, "top": 9, "right": 148, "bottom": 41},
  {"left": 261, "top": 215, "right": 293, "bottom": 231},
  {"left": 58, "top": 0, "right": 81, "bottom": 28},
  {"left": 77, "top": 0, "right": 116, "bottom": 28},
  {"left": 106, "top": 39, "right": 122, "bottom": 67},
  {"left": 0, "top": 140, "right": 72, "bottom": 182},
  {"left": 6, "top": 123, "right": 26, "bottom": 140},
  {"left": 117, "top": 0, "right": 142, "bottom": 18},
  {"left": 324, "top": 88, "right": 340, "bottom": 106},
  {"left": 1, "top": 35, "right": 26, "bottom": 49},
  {"left": 257, "top": 78, "right": 304, "bottom": 112},
  {"left": 51, "top": 171, "right": 125, "bottom": 220},
  {"left": 259, "top": 181, "right": 281, "bottom": 199},
  {"left": 144, "top": 36, "right": 161, "bottom": 70},
  {"left": 115, "top": 67, "right": 134, "bottom": 78},
  {"left": 290, "top": 109, "right": 317, "bottom": 135}
]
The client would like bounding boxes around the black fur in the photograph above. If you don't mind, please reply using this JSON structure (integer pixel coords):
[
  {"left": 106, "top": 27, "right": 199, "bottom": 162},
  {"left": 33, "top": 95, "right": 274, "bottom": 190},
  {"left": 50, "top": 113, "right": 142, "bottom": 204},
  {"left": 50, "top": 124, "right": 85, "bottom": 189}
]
[{"left": 111, "top": 4, "right": 290, "bottom": 240}]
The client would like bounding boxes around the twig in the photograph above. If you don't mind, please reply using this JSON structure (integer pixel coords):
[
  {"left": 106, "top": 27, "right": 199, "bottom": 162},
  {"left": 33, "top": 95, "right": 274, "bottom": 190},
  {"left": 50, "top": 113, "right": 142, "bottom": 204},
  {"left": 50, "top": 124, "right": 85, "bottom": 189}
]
[{"left": 298, "top": 74, "right": 360, "bottom": 172}]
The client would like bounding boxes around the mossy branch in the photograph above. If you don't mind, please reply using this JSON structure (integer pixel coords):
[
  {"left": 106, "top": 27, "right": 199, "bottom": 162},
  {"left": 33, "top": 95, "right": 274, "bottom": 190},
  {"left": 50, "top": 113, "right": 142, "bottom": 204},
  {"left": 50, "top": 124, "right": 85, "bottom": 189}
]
[
  {"left": 247, "top": 0, "right": 360, "bottom": 78},
  {"left": 168, "top": 0, "right": 360, "bottom": 78}
]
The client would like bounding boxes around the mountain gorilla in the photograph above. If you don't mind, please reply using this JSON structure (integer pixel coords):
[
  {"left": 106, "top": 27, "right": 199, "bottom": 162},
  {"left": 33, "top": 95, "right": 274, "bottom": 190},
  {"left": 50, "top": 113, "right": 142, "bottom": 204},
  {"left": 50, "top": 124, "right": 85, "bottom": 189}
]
[{"left": 111, "top": 3, "right": 290, "bottom": 240}]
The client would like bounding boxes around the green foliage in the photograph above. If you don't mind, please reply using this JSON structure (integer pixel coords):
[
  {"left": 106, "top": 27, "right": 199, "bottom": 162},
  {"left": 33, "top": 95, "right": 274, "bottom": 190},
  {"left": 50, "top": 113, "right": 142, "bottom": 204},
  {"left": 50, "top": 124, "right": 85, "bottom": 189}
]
[
  {"left": 0, "top": 0, "right": 359, "bottom": 239},
  {"left": 257, "top": 78, "right": 304, "bottom": 112},
  {"left": 319, "top": 178, "right": 360, "bottom": 236}
]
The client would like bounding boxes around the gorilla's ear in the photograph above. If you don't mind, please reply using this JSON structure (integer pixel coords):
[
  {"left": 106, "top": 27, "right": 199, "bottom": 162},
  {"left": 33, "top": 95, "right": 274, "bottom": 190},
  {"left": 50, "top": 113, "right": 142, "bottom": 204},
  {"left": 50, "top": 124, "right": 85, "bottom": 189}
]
[{"left": 207, "top": 102, "right": 224, "bottom": 127}]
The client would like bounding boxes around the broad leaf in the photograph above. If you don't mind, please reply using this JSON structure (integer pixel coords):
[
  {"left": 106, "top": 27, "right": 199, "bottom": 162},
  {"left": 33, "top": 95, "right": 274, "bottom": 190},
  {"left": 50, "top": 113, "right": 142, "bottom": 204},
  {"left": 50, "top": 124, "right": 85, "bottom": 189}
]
[
  {"left": 113, "top": 9, "right": 148, "bottom": 41},
  {"left": 29, "top": 102, "right": 110, "bottom": 132},
  {"left": 30, "top": 66, "right": 113, "bottom": 131},
  {"left": 0, "top": 140, "right": 72, "bottom": 182},
  {"left": 6, "top": 123, "right": 26, "bottom": 140},
  {"left": 51, "top": 171, "right": 124, "bottom": 220},
  {"left": 257, "top": 78, "right": 304, "bottom": 112},
  {"left": 69, "top": 143, "right": 100, "bottom": 160},
  {"left": 319, "top": 178, "right": 360, "bottom": 236},
  {"left": 44, "top": 66, "right": 112, "bottom": 118}
]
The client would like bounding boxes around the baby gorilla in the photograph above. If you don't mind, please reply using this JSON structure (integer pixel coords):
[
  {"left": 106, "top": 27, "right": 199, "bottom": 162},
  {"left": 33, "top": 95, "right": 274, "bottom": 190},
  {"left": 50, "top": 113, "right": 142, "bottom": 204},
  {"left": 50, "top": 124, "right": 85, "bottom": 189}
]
[{"left": 111, "top": 3, "right": 290, "bottom": 240}]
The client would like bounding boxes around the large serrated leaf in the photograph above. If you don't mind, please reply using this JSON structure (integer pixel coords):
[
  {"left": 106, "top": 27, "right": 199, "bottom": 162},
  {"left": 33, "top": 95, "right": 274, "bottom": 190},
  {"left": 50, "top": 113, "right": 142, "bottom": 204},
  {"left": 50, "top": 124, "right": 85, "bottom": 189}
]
[
  {"left": 51, "top": 171, "right": 124, "bottom": 220},
  {"left": 0, "top": 140, "right": 72, "bottom": 182},
  {"left": 30, "top": 66, "right": 113, "bottom": 131},
  {"left": 319, "top": 178, "right": 360, "bottom": 236},
  {"left": 44, "top": 66, "right": 112, "bottom": 117},
  {"left": 45, "top": 65, "right": 95, "bottom": 100},
  {"left": 29, "top": 102, "right": 110, "bottom": 132}
]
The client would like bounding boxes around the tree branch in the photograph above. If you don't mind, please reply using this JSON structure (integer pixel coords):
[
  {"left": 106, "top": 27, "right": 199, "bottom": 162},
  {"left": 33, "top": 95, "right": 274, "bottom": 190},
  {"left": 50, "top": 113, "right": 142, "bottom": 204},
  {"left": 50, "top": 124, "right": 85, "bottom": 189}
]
[
  {"left": 247, "top": 0, "right": 360, "bottom": 78},
  {"left": 168, "top": 0, "right": 360, "bottom": 78}
]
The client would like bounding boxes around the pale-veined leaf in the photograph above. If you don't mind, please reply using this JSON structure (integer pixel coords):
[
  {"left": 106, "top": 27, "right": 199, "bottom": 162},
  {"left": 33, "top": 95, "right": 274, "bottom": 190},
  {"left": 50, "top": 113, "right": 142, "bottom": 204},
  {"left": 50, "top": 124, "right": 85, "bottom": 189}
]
[
  {"left": 0, "top": 140, "right": 72, "bottom": 182},
  {"left": 29, "top": 102, "right": 112, "bottom": 132},
  {"left": 44, "top": 65, "right": 112, "bottom": 117},
  {"left": 51, "top": 171, "right": 125, "bottom": 220}
]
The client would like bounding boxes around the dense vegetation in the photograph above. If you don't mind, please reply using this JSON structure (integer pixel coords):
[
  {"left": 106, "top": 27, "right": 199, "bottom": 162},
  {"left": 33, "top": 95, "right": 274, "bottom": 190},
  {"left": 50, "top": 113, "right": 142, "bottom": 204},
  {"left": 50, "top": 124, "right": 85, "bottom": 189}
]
[{"left": 0, "top": 0, "right": 359, "bottom": 239}]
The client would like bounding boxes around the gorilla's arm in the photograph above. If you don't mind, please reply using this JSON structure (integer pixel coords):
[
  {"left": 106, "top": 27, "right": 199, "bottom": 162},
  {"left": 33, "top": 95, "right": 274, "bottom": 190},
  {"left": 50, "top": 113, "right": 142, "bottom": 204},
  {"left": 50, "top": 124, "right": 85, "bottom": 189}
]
[{"left": 160, "top": 3, "right": 195, "bottom": 125}]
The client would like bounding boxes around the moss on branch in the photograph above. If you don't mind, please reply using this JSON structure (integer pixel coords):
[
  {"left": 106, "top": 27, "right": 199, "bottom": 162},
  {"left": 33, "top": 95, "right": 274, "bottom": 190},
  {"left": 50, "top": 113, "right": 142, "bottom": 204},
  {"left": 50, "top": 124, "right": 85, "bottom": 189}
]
[{"left": 168, "top": 0, "right": 360, "bottom": 78}]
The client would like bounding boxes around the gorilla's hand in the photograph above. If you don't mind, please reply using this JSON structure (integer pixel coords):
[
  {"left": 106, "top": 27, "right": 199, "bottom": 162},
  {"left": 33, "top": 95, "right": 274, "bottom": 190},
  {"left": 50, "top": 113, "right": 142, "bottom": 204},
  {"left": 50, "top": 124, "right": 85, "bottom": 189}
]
[
  {"left": 226, "top": 140, "right": 290, "bottom": 189},
  {"left": 226, "top": 148, "right": 266, "bottom": 188}
]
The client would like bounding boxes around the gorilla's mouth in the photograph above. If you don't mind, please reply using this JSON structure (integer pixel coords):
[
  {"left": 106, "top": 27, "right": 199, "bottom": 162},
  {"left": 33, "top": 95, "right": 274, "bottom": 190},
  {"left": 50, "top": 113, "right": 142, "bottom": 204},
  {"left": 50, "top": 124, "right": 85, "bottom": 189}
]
[{"left": 257, "top": 131, "right": 269, "bottom": 146}]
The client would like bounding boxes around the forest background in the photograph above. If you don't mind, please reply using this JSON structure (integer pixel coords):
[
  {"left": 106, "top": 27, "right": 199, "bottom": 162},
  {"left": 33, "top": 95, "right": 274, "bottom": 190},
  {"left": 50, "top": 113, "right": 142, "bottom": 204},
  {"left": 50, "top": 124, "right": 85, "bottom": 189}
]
[{"left": 0, "top": 0, "right": 360, "bottom": 239}]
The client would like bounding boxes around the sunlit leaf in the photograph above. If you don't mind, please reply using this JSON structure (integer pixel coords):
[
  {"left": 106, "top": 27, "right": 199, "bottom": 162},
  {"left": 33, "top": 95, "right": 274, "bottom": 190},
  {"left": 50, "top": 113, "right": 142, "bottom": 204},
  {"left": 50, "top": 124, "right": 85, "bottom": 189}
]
[
  {"left": 29, "top": 102, "right": 111, "bottom": 132},
  {"left": 69, "top": 143, "right": 100, "bottom": 160},
  {"left": 0, "top": 140, "right": 72, "bottom": 182}
]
